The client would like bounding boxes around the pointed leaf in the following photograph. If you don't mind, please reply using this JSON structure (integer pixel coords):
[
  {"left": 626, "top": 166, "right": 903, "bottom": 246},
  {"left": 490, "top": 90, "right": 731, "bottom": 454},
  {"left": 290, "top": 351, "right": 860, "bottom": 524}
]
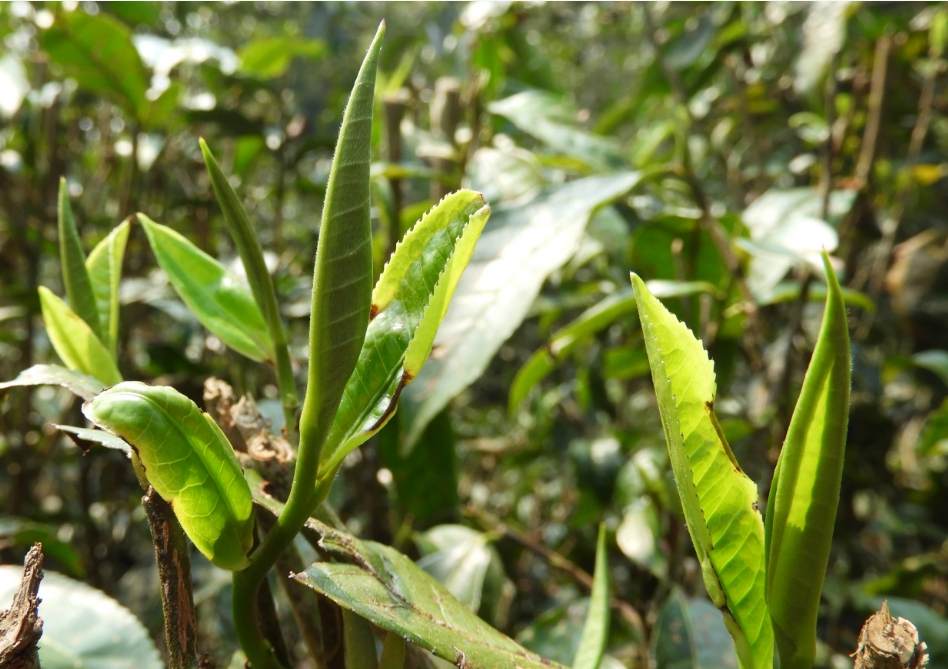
[
  {"left": 318, "top": 191, "right": 490, "bottom": 476},
  {"left": 86, "top": 220, "right": 130, "bottom": 355},
  {"left": 0, "top": 364, "right": 104, "bottom": 400},
  {"left": 83, "top": 382, "right": 254, "bottom": 571},
  {"left": 765, "top": 253, "right": 850, "bottom": 669},
  {"left": 572, "top": 524, "right": 610, "bottom": 669},
  {"left": 631, "top": 274, "right": 772, "bottom": 669},
  {"left": 293, "top": 517, "right": 567, "bottom": 669},
  {"left": 38, "top": 287, "right": 122, "bottom": 386},
  {"left": 378, "top": 633, "right": 407, "bottom": 669},
  {"left": 54, "top": 424, "right": 131, "bottom": 454},
  {"left": 139, "top": 215, "right": 274, "bottom": 363},
  {"left": 300, "top": 23, "right": 384, "bottom": 457},
  {"left": 343, "top": 609, "right": 378, "bottom": 669},
  {"left": 58, "top": 179, "right": 101, "bottom": 339}
]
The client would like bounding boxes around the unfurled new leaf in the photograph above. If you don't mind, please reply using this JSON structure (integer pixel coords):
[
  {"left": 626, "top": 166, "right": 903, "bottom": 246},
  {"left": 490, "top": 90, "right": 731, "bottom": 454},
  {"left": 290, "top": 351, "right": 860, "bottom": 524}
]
[
  {"left": 318, "top": 191, "right": 490, "bottom": 476},
  {"left": 83, "top": 382, "right": 254, "bottom": 571},
  {"left": 86, "top": 220, "right": 130, "bottom": 356},
  {"left": 631, "top": 274, "right": 772, "bottom": 669},
  {"left": 38, "top": 287, "right": 122, "bottom": 386},
  {"left": 765, "top": 253, "right": 851, "bottom": 669},
  {"left": 139, "top": 215, "right": 274, "bottom": 363},
  {"left": 572, "top": 524, "right": 610, "bottom": 669},
  {"left": 58, "top": 179, "right": 101, "bottom": 339},
  {"left": 300, "top": 23, "right": 383, "bottom": 457},
  {"left": 0, "top": 364, "right": 105, "bottom": 400}
]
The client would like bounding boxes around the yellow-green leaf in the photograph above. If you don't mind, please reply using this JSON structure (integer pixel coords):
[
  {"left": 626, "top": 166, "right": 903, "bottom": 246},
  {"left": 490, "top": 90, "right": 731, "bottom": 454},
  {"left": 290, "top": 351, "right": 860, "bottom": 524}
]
[
  {"left": 38, "top": 287, "right": 121, "bottom": 386},
  {"left": 58, "top": 179, "right": 101, "bottom": 339},
  {"left": 572, "top": 524, "right": 610, "bottom": 669},
  {"left": 86, "top": 220, "right": 130, "bottom": 356}
]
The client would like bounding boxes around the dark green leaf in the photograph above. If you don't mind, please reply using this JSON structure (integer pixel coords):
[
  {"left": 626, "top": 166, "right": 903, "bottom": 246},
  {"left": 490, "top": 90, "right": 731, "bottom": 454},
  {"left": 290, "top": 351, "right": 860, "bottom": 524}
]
[
  {"left": 57, "top": 179, "right": 101, "bottom": 340},
  {"left": 343, "top": 609, "right": 378, "bottom": 669},
  {"left": 139, "top": 215, "right": 275, "bottom": 363},
  {"left": 650, "top": 589, "right": 739, "bottom": 669},
  {"left": 83, "top": 382, "right": 254, "bottom": 571},
  {"left": 0, "top": 364, "right": 104, "bottom": 400},
  {"left": 0, "top": 517, "right": 85, "bottom": 577}
]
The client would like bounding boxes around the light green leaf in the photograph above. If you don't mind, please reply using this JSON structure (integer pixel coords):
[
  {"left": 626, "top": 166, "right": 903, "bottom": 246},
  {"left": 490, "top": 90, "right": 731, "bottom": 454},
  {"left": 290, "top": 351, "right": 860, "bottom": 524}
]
[
  {"left": 415, "top": 524, "right": 501, "bottom": 615},
  {"left": 57, "top": 179, "right": 101, "bottom": 340},
  {"left": 300, "top": 24, "right": 383, "bottom": 460},
  {"left": 318, "top": 191, "right": 489, "bottom": 475},
  {"left": 293, "top": 517, "right": 567, "bottom": 669},
  {"left": 238, "top": 36, "right": 325, "bottom": 79},
  {"left": 83, "top": 382, "right": 254, "bottom": 571},
  {"left": 40, "top": 11, "right": 150, "bottom": 120},
  {"left": 616, "top": 497, "right": 666, "bottom": 580},
  {"left": 765, "top": 252, "right": 850, "bottom": 669},
  {"left": 631, "top": 274, "right": 772, "bottom": 669},
  {"left": 510, "top": 289, "right": 638, "bottom": 413},
  {"left": 86, "top": 220, "right": 130, "bottom": 355},
  {"left": 400, "top": 172, "right": 646, "bottom": 448},
  {"left": 38, "top": 287, "right": 122, "bottom": 387},
  {"left": 650, "top": 589, "right": 739, "bottom": 669},
  {"left": 912, "top": 349, "right": 948, "bottom": 388},
  {"left": 573, "top": 524, "right": 610, "bottom": 669},
  {"left": 139, "top": 215, "right": 274, "bottom": 363},
  {"left": 0, "top": 566, "right": 162, "bottom": 669},
  {"left": 0, "top": 364, "right": 105, "bottom": 400},
  {"left": 378, "top": 633, "right": 407, "bottom": 669},
  {"left": 343, "top": 609, "right": 378, "bottom": 669}
]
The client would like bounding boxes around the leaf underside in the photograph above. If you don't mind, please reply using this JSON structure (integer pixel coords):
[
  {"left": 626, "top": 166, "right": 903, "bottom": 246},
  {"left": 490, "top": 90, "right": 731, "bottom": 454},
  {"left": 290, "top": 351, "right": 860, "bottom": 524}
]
[
  {"left": 631, "top": 274, "right": 773, "bottom": 669},
  {"left": 765, "top": 253, "right": 851, "bottom": 669},
  {"left": 0, "top": 364, "right": 105, "bottom": 401},
  {"left": 83, "top": 382, "right": 253, "bottom": 570},
  {"left": 318, "top": 190, "right": 490, "bottom": 476}
]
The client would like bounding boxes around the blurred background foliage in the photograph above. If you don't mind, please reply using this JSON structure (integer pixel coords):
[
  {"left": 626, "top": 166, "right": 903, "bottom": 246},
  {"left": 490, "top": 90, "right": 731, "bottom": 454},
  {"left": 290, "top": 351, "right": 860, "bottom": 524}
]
[{"left": 2, "top": 1, "right": 948, "bottom": 667}]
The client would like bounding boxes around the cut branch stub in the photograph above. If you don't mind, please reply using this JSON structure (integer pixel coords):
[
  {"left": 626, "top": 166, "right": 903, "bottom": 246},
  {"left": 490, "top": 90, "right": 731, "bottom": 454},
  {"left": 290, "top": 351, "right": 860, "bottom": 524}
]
[{"left": 853, "top": 601, "right": 928, "bottom": 669}]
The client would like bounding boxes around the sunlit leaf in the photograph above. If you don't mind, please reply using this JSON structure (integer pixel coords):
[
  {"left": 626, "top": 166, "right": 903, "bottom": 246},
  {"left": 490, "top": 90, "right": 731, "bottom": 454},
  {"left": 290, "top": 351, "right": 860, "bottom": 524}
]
[
  {"left": 318, "top": 191, "right": 489, "bottom": 475},
  {"left": 631, "top": 274, "right": 772, "bottom": 669},
  {"left": 765, "top": 253, "right": 850, "bottom": 669},
  {"left": 238, "top": 36, "right": 325, "bottom": 78},
  {"left": 86, "top": 220, "right": 131, "bottom": 355},
  {"left": 0, "top": 567, "right": 162, "bottom": 669},
  {"left": 57, "top": 179, "right": 101, "bottom": 340},
  {"left": 38, "top": 287, "right": 122, "bottom": 387},
  {"left": 401, "top": 172, "right": 645, "bottom": 448},
  {"left": 573, "top": 524, "right": 610, "bottom": 669},
  {"left": 300, "top": 24, "right": 383, "bottom": 459},
  {"left": 139, "top": 215, "right": 274, "bottom": 363},
  {"left": 83, "top": 382, "right": 254, "bottom": 571},
  {"left": 415, "top": 524, "right": 499, "bottom": 615},
  {"left": 0, "top": 364, "right": 104, "bottom": 400}
]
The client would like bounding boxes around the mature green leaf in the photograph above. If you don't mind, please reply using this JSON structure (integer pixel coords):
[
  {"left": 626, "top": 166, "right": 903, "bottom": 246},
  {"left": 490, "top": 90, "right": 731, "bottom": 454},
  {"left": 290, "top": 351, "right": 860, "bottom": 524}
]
[
  {"left": 238, "top": 36, "right": 325, "bottom": 78},
  {"left": 573, "top": 524, "right": 610, "bottom": 669},
  {"left": 57, "top": 179, "right": 101, "bottom": 340},
  {"left": 0, "top": 567, "right": 162, "bottom": 669},
  {"left": 139, "top": 215, "right": 274, "bottom": 363},
  {"left": 0, "top": 517, "right": 85, "bottom": 577},
  {"left": 912, "top": 350, "right": 948, "bottom": 388},
  {"left": 40, "top": 11, "right": 150, "bottom": 120},
  {"left": 401, "top": 172, "right": 645, "bottom": 448},
  {"left": 54, "top": 424, "right": 131, "bottom": 455},
  {"left": 83, "top": 382, "right": 254, "bottom": 571},
  {"left": 631, "top": 274, "right": 772, "bottom": 669},
  {"left": 510, "top": 289, "right": 638, "bottom": 413},
  {"left": 0, "top": 364, "right": 104, "bottom": 400},
  {"left": 318, "top": 191, "right": 489, "bottom": 475},
  {"left": 378, "top": 633, "right": 407, "bottom": 669},
  {"left": 415, "top": 524, "right": 502, "bottom": 615},
  {"left": 757, "top": 280, "right": 876, "bottom": 313},
  {"left": 300, "top": 23, "right": 383, "bottom": 460},
  {"left": 650, "top": 589, "right": 739, "bottom": 669},
  {"left": 343, "top": 609, "right": 378, "bottom": 669},
  {"left": 38, "top": 287, "right": 122, "bottom": 386},
  {"left": 86, "top": 220, "right": 130, "bottom": 355},
  {"left": 488, "top": 91, "right": 623, "bottom": 170},
  {"left": 765, "top": 253, "right": 850, "bottom": 669},
  {"left": 294, "top": 518, "right": 567, "bottom": 669}
]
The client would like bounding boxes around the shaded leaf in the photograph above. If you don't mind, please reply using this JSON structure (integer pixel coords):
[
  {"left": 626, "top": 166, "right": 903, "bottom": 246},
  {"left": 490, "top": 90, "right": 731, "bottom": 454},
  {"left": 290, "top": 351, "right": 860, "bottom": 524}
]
[
  {"left": 573, "top": 524, "right": 610, "bottom": 669},
  {"left": 139, "top": 215, "right": 274, "bottom": 363},
  {"left": 319, "top": 191, "right": 489, "bottom": 475},
  {"left": 83, "top": 382, "right": 254, "bottom": 571},
  {"left": 0, "top": 517, "right": 85, "bottom": 578},
  {"left": 765, "top": 253, "right": 850, "bottom": 669},
  {"left": 38, "top": 287, "right": 122, "bottom": 387},
  {"left": 57, "top": 179, "right": 101, "bottom": 340},
  {"left": 912, "top": 350, "right": 948, "bottom": 388},
  {"left": 401, "top": 172, "right": 645, "bottom": 448},
  {"left": 0, "top": 364, "right": 104, "bottom": 400},
  {"left": 631, "top": 274, "right": 772, "bottom": 669},
  {"left": 616, "top": 498, "right": 666, "bottom": 579},
  {"left": 86, "top": 220, "right": 131, "bottom": 355},
  {"left": 40, "top": 11, "right": 150, "bottom": 120},
  {"left": 378, "top": 633, "right": 407, "bottom": 669},
  {"left": 415, "top": 524, "right": 499, "bottom": 615},
  {"left": 650, "top": 589, "right": 739, "bottom": 669},
  {"left": 343, "top": 609, "right": 378, "bottom": 669},
  {"left": 54, "top": 424, "right": 131, "bottom": 455},
  {"left": 0, "top": 566, "right": 162, "bottom": 669}
]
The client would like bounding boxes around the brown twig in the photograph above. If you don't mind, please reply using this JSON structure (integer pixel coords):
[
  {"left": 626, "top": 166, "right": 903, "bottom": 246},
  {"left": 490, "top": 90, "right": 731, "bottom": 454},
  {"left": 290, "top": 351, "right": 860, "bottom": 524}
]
[
  {"left": 142, "top": 489, "right": 200, "bottom": 669},
  {"left": 0, "top": 544, "right": 44, "bottom": 669},
  {"left": 429, "top": 77, "right": 461, "bottom": 201},
  {"left": 384, "top": 90, "right": 409, "bottom": 259}
]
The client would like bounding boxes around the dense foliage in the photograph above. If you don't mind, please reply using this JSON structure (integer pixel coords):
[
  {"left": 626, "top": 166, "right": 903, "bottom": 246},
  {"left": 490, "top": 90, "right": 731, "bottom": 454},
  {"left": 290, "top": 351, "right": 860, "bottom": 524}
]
[{"left": 1, "top": 2, "right": 948, "bottom": 668}]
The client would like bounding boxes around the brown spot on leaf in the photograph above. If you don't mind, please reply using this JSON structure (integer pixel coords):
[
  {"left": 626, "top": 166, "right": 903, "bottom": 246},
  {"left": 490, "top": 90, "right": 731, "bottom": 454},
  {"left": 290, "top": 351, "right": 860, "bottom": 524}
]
[
  {"left": 367, "top": 371, "right": 414, "bottom": 433},
  {"left": 369, "top": 304, "right": 379, "bottom": 321}
]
